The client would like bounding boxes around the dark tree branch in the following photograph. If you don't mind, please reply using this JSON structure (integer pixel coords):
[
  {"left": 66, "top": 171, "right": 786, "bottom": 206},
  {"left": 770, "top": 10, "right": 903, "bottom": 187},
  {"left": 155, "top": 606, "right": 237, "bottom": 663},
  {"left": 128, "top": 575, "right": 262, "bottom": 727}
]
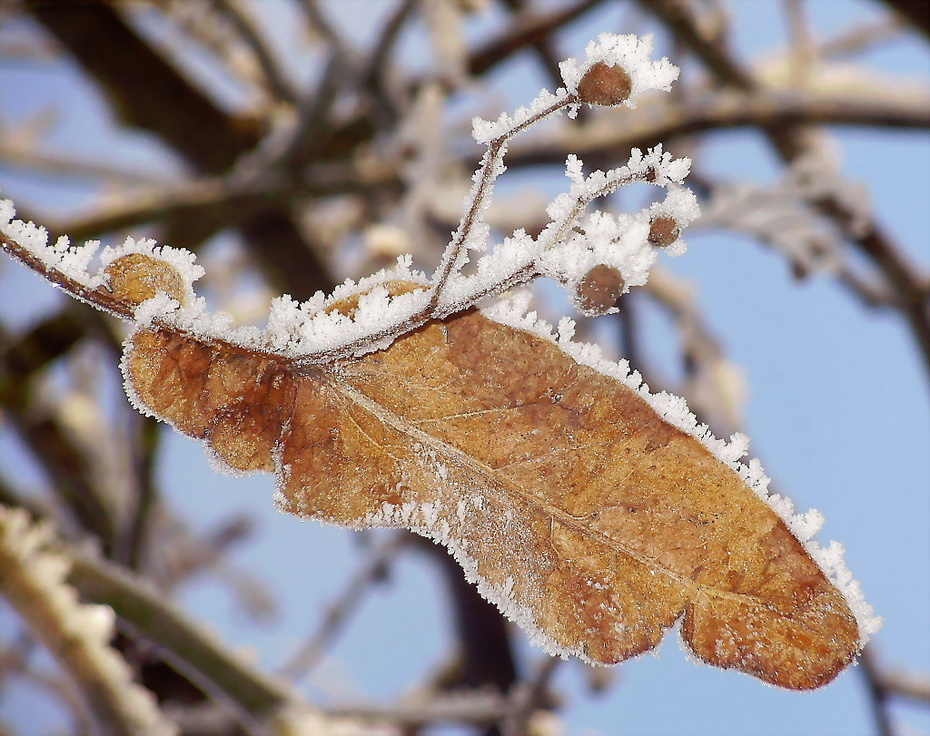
[{"left": 878, "top": 0, "right": 930, "bottom": 40}]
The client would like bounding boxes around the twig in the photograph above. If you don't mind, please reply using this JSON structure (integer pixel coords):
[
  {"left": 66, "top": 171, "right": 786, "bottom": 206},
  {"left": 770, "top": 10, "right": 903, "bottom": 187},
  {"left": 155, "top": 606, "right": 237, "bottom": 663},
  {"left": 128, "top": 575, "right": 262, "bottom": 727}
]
[
  {"left": 122, "top": 414, "right": 161, "bottom": 571},
  {"left": 278, "top": 532, "right": 408, "bottom": 682},
  {"left": 644, "top": 265, "right": 741, "bottom": 436},
  {"left": 468, "top": 0, "right": 608, "bottom": 77},
  {"left": 47, "top": 177, "right": 282, "bottom": 245},
  {"left": 210, "top": 0, "right": 298, "bottom": 104},
  {"left": 783, "top": 0, "right": 815, "bottom": 87},
  {"left": 508, "top": 88, "right": 930, "bottom": 168},
  {"left": 294, "top": 0, "right": 349, "bottom": 55},
  {"left": 880, "top": 668, "right": 930, "bottom": 705},
  {"left": 0, "top": 143, "right": 171, "bottom": 186},
  {"left": 328, "top": 691, "right": 509, "bottom": 727},
  {"left": 362, "top": 0, "right": 418, "bottom": 123},
  {"left": 501, "top": 656, "right": 561, "bottom": 736},
  {"left": 818, "top": 17, "right": 904, "bottom": 60},
  {"left": 859, "top": 646, "right": 895, "bottom": 736}
]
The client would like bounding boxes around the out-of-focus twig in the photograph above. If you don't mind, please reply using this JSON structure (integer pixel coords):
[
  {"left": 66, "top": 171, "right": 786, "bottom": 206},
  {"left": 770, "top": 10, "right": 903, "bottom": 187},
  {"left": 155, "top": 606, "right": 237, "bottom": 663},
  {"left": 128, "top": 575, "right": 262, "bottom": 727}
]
[
  {"left": 0, "top": 505, "right": 177, "bottom": 736},
  {"left": 67, "top": 550, "right": 296, "bottom": 730},
  {"left": 468, "top": 0, "right": 608, "bottom": 77},
  {"left": 501, "top": 656, "right": 560, "bottom": 736},
  {"left": 508, "top": 86, "right": 930, "bottom": 168},
  {"left": 859, "top": 646, "right": 895, "bottom": 736},
  {"left": 0, "top": 143, "right": 173, "bottom": 187},
  {"left": 210, "top": 0, "right": 298, "bottom": 104},
  {"left": 818, "top": 17, "right": 904, "bottom": 59},
  {"left": 328, "top": 691, "right": 509, "bottom": 727},
  {"left": 278, "top": 532, "right": 408, "bottom": 681}
]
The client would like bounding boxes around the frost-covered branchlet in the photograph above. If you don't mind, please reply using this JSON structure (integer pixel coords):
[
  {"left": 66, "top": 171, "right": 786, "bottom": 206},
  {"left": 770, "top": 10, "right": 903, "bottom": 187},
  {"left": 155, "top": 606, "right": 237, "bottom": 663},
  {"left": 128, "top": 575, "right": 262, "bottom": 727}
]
[{"left": 0, "top": 34, "right": 696, "bottom": 365}]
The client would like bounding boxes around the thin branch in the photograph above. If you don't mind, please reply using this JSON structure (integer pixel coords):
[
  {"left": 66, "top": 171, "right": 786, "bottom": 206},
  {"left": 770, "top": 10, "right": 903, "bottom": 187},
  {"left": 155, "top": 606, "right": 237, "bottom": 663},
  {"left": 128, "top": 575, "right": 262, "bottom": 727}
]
[
  {"left": 328, "top": 691, "right": 509, "bottom": 727},
  {"left": 429, "top": 95, "right": 576, "bottom": 304},
  {"left": 122, "top": 414, "right": 161, "bottom": 571},
  {"left": 859, "top": 646, "right": 895, "bottom": 736},
  {"left": 468, "top": 0, "right": 608, "bottom": 77},
  {"left": 66, "top": 550, "right": 299, "bottom": 730},
  {"left": 501, "top": 656, "right": 561, "bottom": 736},
  {"left": 644, "top": 265, "right": 742, "bottom": 436},
  {"left": 508, "top": 88, "right": 930, "bottom": 167},
  {"left": 294, "top": 0, "right": 350, "bottom": 55},
  {"left": 278, "top": 532, "right": 408, "bottom": 682},
  {"left": 210, "top": 0, "right": 298, "bottom": 104},
  {"left": 44, "top": 178, "right": 283, "bottom": 245},
  {"left": 783, "top": 0, "right": 815, "bottom": 87},
  {"left": 817, "top": 17, "right": 905, "bottom": 60},
  {"left": 362, "top": 0, "right": 418, "bottom": 123},
  {"left": 0, "top": 143, "right": 173, "bottom": 187},
  {"left": 880, "top": 668, "right": 930, "bottom": 705}
]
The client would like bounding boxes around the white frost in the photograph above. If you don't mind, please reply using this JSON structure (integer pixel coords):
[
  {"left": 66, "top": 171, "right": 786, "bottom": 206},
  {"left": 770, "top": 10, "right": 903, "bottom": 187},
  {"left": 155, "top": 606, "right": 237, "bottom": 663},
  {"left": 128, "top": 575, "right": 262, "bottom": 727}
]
[{"left": 560, "top": 33, "right": 679, "bottom": 111}]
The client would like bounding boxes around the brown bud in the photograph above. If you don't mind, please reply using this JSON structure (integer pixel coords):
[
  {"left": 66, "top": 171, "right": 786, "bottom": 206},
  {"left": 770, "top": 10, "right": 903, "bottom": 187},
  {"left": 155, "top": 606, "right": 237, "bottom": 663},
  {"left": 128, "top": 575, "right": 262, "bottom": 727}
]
[
  {"left": 576, "top": 62, "right": 632, "bottom": 107},
  {"left": 648, "top": 216, "right": 680, "bottom": 248},
  {"left": 104, "top": 253, "right": 189, "bottom": 307},
  {"left": 575, "top": 264, "right": 625, "bottom": 315}
]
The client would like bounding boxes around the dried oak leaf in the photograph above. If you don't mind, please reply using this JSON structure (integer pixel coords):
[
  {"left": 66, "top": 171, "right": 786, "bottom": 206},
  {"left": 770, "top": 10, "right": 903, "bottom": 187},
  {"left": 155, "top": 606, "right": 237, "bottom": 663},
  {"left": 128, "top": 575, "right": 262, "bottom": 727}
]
[{"left": 122, "top": 279, "right": 860, "bottom": 690}]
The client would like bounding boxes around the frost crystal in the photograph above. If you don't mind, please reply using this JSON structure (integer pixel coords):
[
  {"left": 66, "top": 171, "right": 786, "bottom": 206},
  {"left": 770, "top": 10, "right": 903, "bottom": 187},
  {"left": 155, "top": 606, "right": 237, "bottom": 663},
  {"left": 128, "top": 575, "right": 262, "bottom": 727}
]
[{"left": 560, "top": 34, "right": 679, "bottom": 109}]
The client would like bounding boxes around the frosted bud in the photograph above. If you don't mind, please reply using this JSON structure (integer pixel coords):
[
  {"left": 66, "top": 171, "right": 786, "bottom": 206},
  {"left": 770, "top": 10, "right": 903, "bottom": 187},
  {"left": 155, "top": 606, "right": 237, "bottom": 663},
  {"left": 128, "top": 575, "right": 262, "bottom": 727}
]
[
  {"left": 648, "top": 216, "right": 680, "bottom": 248},
  {"left": 576, "top": 62, "right": 632, "bottom": 107},
  {"left": 574, "top": 264, "right": 625, "bottom": 315},
  {"left": 104, "top": 253, "right": 189, "bottom": 307}
]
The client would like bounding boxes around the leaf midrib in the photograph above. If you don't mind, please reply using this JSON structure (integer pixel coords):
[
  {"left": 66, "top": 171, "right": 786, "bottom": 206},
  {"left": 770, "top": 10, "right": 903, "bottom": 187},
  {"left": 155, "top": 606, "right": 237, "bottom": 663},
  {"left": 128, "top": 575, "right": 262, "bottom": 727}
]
[{"left": 327, "top": 375, "right": 767, "bottom": 610}]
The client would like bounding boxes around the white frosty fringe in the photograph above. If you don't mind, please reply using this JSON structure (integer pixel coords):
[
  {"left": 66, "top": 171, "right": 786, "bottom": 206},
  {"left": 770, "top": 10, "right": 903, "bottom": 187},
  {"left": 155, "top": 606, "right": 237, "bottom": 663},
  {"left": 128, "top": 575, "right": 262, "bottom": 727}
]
[
  {"left": 481, "top": 293, "right": 883, "bottom": 644},
  {"left": 129, "top": 260, "right": 433, "bottom": 361},
  {"left": 0, "top": 199, "right": 204, "bottom": 293},
  {"left": 472, "top": 88, "right": 570, "bottom": 144},
  {"left": 360, "top": 502, "right": 586, "bottom": 663},
  {"left": 0, "top": 506, "right": 177, "bottom": 736},
  {"left": 0, "top": 196, "right": 434, "bottom": 360}
]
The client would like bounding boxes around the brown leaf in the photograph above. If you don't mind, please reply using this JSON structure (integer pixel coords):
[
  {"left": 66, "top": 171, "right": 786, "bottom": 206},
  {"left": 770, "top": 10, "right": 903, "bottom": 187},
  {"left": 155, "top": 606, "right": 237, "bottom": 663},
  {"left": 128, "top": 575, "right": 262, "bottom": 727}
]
[{"left": 122, "top": 280, "right": 860, "bottom": 690}]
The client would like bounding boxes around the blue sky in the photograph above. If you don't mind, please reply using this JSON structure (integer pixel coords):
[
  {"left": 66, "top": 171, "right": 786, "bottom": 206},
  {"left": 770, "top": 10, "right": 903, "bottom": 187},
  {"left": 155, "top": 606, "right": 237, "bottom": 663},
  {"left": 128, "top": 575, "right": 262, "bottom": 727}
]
[{"left": 1, "top": 2, "right": 928, "bottom": 734}]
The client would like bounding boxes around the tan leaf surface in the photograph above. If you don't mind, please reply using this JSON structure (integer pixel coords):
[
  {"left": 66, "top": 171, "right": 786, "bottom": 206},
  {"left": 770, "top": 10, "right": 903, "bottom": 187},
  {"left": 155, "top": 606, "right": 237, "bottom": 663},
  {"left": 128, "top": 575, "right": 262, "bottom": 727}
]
[{"left": 123, "top": 282, "right": 860, "bottom": 690}]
